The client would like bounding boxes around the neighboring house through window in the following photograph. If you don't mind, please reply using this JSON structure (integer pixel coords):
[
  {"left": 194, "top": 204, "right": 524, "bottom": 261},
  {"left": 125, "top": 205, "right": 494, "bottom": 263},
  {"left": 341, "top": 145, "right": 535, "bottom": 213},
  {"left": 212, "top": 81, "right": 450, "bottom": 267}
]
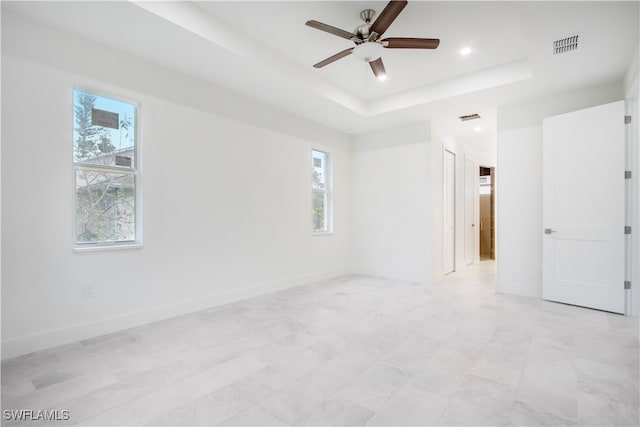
[
  {"left": 312, "top": 149, "right": 331, "bottom": 233},
  {"left": 73, "top": 89, "right": 140, "bottom": 247}
]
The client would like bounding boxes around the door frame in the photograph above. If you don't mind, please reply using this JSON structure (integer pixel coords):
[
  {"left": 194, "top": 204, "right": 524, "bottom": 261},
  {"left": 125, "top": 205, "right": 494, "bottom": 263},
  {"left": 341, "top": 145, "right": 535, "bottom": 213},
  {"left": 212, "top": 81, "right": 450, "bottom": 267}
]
[
  {"left": 443, "top": 149, "right": 456, "bottom": 274},
  {"left": 464, "top": 156, "right": 477, "bottom": 266},
  {"left": 625, "top": 97, "right": 635, "bottom": 316}
]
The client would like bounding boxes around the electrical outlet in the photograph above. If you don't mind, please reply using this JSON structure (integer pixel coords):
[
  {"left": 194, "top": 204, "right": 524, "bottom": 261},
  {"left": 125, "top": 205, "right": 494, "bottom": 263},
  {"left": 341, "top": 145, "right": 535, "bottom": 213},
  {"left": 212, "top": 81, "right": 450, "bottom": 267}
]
[{"left": 83, "top": 285, "right": 95, "bottom": 299}]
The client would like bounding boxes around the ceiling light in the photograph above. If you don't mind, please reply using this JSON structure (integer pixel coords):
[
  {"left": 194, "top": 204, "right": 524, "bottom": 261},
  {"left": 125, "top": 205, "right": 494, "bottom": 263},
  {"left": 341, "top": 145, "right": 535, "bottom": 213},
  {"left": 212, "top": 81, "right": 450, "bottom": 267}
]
[
  {"left": 352, "top": 42, "right": 384, "bottom": 63},
  {"left": 377, "top": 74, "right": 387, "bottom": 81},
  {"left": 474, "top": 127, "right": 482, "bottom": 132},
  {"left": 459, "top": 47, "right": 472, "bottom": 56}
]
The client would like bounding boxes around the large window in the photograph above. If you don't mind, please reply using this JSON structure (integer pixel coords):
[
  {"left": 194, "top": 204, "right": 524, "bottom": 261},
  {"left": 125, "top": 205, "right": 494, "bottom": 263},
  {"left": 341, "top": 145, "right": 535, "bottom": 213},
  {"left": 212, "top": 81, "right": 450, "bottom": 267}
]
[
  {"left": 312, "top": 149, "right": 332, "bottom": 233},
  {"left": 73, "top": 90, "right": 139, "bottom": 247}
]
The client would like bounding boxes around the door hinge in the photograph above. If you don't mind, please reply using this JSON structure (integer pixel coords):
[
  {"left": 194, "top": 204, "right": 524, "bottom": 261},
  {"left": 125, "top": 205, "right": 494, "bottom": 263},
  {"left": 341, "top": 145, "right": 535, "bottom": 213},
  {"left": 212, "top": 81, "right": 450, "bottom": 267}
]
[
  {"left": 624, "top": 281, "right": 631, "bottom": 290},
  {"left": 625, "top": 115, "right": 632, "bottom": 124},
  {"left": 625, "top": 170, "right": 632, "bottom": 179},
  {"left": 625, "top": 226, "right": 632, "bottom": 234}
]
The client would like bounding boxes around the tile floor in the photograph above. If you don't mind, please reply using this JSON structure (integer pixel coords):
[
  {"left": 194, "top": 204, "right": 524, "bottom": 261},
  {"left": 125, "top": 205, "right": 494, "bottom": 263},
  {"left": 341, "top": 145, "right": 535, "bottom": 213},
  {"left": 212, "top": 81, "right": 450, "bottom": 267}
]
[{"left": 2, "top": 262, "right": 638, "bottom": 426}]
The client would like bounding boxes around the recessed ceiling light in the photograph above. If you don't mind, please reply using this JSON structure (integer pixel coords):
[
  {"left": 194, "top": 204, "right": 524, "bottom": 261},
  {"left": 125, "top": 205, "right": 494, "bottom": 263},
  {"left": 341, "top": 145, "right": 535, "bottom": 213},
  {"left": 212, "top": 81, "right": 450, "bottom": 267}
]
[
  {"left": 460, "top": 47, "right": 472, "bottom": 56},
  {"left": 474, "top": 127, "right": 482, "bottom": 132}
]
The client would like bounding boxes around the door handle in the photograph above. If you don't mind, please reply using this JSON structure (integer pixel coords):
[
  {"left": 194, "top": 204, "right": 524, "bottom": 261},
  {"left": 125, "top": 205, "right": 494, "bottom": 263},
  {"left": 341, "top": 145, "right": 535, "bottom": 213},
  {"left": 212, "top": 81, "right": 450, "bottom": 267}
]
[{"left": 544, "top": 228, "right": 557, "bottom": 234}]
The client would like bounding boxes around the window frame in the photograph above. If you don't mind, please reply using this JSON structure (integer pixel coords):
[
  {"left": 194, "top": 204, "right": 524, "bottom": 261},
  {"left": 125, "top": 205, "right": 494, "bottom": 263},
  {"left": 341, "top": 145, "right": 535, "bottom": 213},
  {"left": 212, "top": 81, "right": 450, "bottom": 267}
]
[
  {"left": 311, "top": 148, "right": 333, "bottom": 235},
  {"left": 72, "top": 88, "right": 142, "bottom": 251}
]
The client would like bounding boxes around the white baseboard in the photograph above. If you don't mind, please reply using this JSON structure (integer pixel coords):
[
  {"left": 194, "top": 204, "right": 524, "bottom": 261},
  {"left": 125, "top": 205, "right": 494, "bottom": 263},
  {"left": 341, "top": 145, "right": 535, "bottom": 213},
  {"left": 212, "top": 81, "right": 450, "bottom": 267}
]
[
  {"left": 350, "top": 267, "right": 429, "bottom": 283},
  {"left": 497, "top": 280, "right": 541, "bottom": 298},
  {"left": 1, "top": 269, "right": 347, "bottom": 360}
]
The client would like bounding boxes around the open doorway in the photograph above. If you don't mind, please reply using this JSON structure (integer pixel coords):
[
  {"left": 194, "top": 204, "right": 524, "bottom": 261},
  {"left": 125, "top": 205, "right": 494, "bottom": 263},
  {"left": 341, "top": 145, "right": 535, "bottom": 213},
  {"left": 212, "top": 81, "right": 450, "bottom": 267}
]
[{"left": 479, "top": 166, "right": 495, "bottom": 260}]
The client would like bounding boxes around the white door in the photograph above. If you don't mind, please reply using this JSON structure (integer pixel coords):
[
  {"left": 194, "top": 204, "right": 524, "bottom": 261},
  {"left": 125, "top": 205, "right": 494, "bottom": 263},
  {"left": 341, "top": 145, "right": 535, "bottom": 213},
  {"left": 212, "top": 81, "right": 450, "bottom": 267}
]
[
  {"left": 464, "top": 158, "right": 476, "bottom": 266},
  {"left": 543, "top": 100, "right": 626, "bottom": 313},
  {"left": 444, "top": 150, "right": 456, "bottom": 274}
]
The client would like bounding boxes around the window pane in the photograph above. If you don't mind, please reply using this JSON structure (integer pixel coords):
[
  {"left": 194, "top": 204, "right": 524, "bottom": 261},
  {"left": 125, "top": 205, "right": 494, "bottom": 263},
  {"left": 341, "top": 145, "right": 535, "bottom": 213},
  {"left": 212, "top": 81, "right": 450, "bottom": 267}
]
[
  {"left": 76, "top": 170, "right": 135, "bottom": 243},
  {"left": 312, "top": 150, "right": 327, "bottom": 190},
  {"left": 73, "top": 90, "right": 136, "bottom": 167},
  {"left": 312, "top": 191, "right": 327, "bottom": 232}
]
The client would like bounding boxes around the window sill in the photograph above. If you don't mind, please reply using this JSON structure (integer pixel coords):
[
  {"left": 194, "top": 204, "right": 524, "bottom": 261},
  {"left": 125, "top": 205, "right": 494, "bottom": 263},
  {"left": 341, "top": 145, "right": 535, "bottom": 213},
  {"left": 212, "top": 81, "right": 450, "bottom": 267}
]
[
  {"left": 74, "top": 243, "right": 143, "bottom": 253},
  {"left": 312, "top": 231, "right": 334, "bottom": 237}
]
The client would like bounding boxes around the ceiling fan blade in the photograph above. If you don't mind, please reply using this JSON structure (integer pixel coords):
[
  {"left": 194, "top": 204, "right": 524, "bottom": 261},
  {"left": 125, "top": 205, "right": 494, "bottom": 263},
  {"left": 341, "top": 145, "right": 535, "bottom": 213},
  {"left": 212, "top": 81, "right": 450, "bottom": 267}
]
[
  {"left": 306, "top": 20, "right": 356, "bottom": 41},
  {"left": 382, "top": 37, "right": 440, "bottom": 49},
  {"left": 369, "top": 57, "right": 386, "bottom": 78},
  {"left": 369, "top": 0, "right": 408, "bottom": 37},
  {"left": 313, "top": 48, "right": 354, "bottom": 68}
]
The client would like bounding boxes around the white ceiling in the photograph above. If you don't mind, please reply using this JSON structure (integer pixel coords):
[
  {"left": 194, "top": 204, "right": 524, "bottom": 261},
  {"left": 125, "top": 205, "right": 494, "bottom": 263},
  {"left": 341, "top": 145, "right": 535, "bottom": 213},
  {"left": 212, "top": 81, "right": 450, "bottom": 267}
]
[
  {"left": 3, "top": 1, "right": 639, "bottom": 154},
  {"left": 197, "top": 1, "right": 528, "bottom": 101}
]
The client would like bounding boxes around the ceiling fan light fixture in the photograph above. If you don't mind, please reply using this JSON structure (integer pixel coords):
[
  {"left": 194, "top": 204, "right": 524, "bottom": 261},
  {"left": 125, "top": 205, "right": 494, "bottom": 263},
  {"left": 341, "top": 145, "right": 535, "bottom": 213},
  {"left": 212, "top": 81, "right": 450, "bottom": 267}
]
[
  {"left": 306, "top": 1, "right": 439, "bottom": 79},
  {"left": 352, "top": 42, "right": 384, "bottom": 62}
]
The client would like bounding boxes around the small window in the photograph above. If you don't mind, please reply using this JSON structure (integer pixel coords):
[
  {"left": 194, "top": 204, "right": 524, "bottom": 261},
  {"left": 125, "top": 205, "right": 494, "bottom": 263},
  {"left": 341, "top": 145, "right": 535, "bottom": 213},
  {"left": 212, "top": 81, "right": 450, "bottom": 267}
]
[
  {"left": 312, "top": 149, "right": 332, "bottom": 233},
  {"left": 73, "top": 90, "right": 139, "bottom": 246}
]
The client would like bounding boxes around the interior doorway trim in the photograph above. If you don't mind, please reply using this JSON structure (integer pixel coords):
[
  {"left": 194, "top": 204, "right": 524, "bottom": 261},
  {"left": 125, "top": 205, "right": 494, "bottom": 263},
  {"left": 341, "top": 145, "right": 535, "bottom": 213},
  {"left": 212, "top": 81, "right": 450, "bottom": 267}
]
[
  {"left": 464, "top": 157, "right": 476, "bottom": 266},
  {"left": 443, "top": 149, "right": 456, "bottom": 275}
]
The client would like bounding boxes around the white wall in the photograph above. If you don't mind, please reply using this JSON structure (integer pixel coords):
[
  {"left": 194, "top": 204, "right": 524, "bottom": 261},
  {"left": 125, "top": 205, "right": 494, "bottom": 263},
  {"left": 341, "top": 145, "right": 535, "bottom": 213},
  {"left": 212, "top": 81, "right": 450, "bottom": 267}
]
[
  {"left": 350, "top": 123, "right": 432, "bottom": 281},
  {"left": 496, "top": 83, "right": 625, "bottom": 298},
  {"left": 430, "top": 139, "right": 444, "bottom": 280},
  {"left": 495, "top": 126, "right": 543, "bottom": 297},
  {"left": 1, "top": 11, "right": 352, "bottom": 358}
]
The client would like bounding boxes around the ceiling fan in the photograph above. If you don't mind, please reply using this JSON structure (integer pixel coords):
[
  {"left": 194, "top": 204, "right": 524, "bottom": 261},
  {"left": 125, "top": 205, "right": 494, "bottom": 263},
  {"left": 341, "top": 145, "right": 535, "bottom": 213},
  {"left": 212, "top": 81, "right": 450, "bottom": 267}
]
[{"left": 305, "top": 0, "right": 440, "bottom": 80}]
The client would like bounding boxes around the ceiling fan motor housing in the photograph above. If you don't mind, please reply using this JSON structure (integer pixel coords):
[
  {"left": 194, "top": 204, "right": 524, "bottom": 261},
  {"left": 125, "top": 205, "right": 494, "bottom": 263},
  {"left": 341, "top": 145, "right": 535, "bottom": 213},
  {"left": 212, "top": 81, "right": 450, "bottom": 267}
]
[{"left": 355, "top": 24, "right": 371, "bottom": 40}]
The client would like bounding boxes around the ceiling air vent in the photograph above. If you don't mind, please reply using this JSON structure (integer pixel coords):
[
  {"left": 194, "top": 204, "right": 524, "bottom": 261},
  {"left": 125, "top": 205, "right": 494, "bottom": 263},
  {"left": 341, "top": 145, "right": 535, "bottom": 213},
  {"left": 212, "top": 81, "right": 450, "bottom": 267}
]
[
  {"left": 553, "top": 33, "right": 581, "bottom": 55},
  {"left": 458, "top": 113, "right": 481, "bottom": 122}
]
